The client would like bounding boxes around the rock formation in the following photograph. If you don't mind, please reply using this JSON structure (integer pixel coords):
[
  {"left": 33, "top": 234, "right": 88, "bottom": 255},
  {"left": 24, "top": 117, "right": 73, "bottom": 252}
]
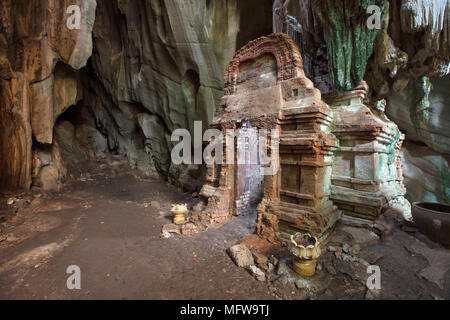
[
  {"left": 388, "top": 76, "right": 450, "bottom": 204},
  {"left": 0, "top": 0, "right": 272, "bottom": 192},
  {"left": 0, "top": 0, "right": 448, "bottom": 208},
  {"left": 0, "top": 0, "right": 96, "bottom": 190},
  {"left": 84, "top": 0, "right": 272, "bottom": 191},
  {"left": 273, "top": 0, "right": 449, "bottom": 205}
]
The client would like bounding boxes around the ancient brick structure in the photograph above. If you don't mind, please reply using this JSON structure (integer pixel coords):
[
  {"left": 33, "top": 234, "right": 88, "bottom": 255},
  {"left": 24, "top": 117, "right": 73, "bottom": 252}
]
[
  {"left": 328, "top": 82, "right": 411, "bottom": 223},
  {"left": 199, "top": 33, "right": 411, "bottom": 243}
]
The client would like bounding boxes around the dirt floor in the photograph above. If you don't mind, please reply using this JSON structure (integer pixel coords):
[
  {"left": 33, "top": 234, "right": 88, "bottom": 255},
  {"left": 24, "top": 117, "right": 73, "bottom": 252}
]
[{"left": 0, "top": 156, "right": 449, "bottom": 300}]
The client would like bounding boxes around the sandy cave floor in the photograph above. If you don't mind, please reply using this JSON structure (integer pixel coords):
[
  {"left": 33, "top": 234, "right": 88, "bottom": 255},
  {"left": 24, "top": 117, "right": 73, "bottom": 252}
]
[{"left": 0, "top": 156, "right": 449, "bottom": 300}]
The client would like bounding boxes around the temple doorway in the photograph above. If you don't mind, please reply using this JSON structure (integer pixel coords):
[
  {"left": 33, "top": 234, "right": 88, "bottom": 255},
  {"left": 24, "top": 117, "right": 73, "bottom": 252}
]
[{"left": 235, "top": 120, "right": 265, "bottom": 215}]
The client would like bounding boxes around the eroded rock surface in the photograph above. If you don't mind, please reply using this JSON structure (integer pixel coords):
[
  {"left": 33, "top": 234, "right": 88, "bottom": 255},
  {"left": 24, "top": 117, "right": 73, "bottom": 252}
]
[
  {"left": 0, "top": 0, "right": 273, "bottom": 192},
  {"left": 0, "top": 0, "right": 96, "bottom": 190},
  {"left": 387, "top": 76, "right": 450, "bottom": 204},
  {"left": 75, "top": 0, "right": 273, "bottom": 191}
]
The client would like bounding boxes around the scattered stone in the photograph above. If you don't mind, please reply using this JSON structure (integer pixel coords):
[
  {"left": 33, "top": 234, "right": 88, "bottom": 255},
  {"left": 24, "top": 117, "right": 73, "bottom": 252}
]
[
  {"left": 259, "top": 262, "right": 275, "bottom": 274},
  {"left": 342, "top": 243, "right": 351, "bottom": 254},
  {"left": 7, "top": 198, "right": 15, "bottom": 206},
  {"left": 327, "top": 246, "right": 341, "bottom": 252},
  {"left": 270, "top": 255, "right": 279, "bottom": 266},
  {"left": 248, "top": 265, "right": 266, "bottom": 282},
  {"left": 252, "top": 252, "right": 268, "bottom": 265},
  {"left": 341, "top": 226, "right": 380, "bottom": 247},
  {"left": 161, "top": 230, "right": 171, "bottom": 239},
  {"left": 349, "top": 244, "right": 361, "bottom": 255},
  {"left": 192, "top": 192, "right": 198, "bottom": 198},
  {"left": 342, "top": 253, "right": 359, "bottom": 263},
  {"left": 162, "top": 224, "right": 180, "bottom": 235},
  {"left": 228, "top": 244, "right": 254, "bottom": 268},
  {"left": 181, "top": 223, "right": 198, "bottom": 236}
]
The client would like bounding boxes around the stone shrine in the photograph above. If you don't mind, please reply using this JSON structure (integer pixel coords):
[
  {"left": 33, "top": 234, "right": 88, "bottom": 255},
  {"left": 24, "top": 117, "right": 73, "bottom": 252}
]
[{"left": 199, "top": 33, "right": 411, "bottom": 242}]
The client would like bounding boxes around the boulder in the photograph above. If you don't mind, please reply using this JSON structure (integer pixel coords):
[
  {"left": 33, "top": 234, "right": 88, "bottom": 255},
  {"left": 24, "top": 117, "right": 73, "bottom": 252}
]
[
  {"left": 228, "top": 244, "right": 254, "bottom": 268},
  {"left": 247, "top": 265, "right": 266, "bottom": 282}
]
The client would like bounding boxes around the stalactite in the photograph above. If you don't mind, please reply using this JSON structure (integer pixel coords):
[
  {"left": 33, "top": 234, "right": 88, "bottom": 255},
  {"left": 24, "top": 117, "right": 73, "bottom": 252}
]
[{"left": 315, "top": 0, "right": 389, "bottom": 91}]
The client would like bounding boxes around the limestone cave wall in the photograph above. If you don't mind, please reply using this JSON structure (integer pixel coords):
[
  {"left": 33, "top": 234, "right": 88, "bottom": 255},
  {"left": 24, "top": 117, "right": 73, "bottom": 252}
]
[
  {"left": 0, "top": 0, "right": 96, "bottom": 190},
  {"left": 0, "top": 0, "right": 272, "bottom": 192},
  {"left": 82, "top": 0, "right": 272, "bottom": 191}
]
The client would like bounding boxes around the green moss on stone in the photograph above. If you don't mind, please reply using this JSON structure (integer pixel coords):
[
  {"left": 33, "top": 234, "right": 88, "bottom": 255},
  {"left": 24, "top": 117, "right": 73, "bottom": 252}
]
[{"left": 316, "top": 0, "right": 388, "bottom": 91}]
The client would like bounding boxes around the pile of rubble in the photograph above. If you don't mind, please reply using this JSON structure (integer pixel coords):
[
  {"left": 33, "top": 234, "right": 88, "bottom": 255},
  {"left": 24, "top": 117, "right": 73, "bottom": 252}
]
[
  {"left": 227, "top": 242, "right": 336, "bottom": 299},
  {"left": 224, "top": 222, "right": 390, "bottom": 300},
  {"left": 160, "top": 199, "right": 224, "bottom": 239},
  {"left": 227, "top": 244, "right": 278, "bottom": 282},
  {"left": 161, "top": 222, "right": 200, "bottom": 238}
]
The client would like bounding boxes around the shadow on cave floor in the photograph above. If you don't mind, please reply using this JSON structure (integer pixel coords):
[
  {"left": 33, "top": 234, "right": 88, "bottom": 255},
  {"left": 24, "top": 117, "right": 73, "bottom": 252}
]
[
  {"left": 0, "top": 157, "right": 449, "bottom": 300},
  {"left": 0, "top": 157, "right": 273, "bottom": 300}
]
